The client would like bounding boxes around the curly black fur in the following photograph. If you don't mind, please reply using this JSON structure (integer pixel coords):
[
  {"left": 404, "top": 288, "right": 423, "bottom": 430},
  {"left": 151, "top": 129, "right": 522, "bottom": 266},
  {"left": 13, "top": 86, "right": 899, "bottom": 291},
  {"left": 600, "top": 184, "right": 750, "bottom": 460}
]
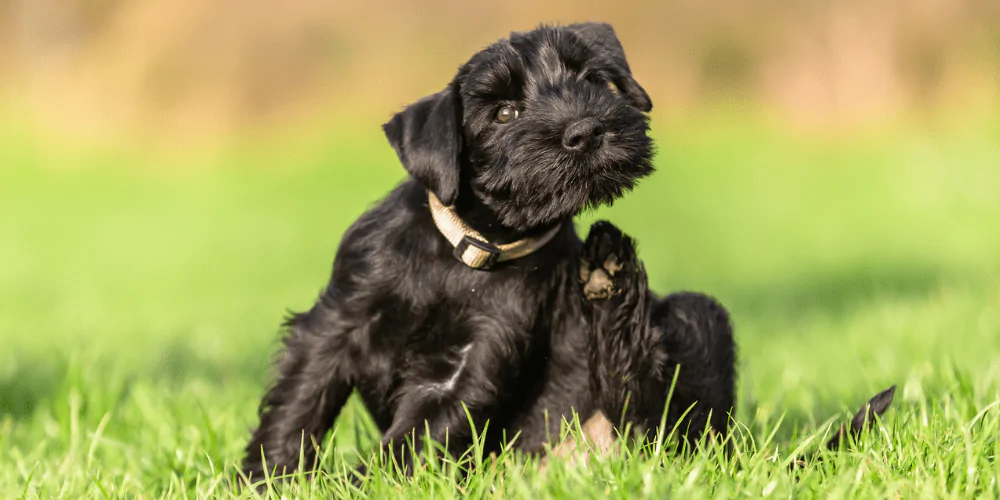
[
  {"left": 579, "top": 221, "right": 736, "bottom": 446},
  {"left": 240, "top": 22, "right": 733, "bottom": 485},
  {"left": 579, "top": 224, "right": 895, "bottom": 452}
]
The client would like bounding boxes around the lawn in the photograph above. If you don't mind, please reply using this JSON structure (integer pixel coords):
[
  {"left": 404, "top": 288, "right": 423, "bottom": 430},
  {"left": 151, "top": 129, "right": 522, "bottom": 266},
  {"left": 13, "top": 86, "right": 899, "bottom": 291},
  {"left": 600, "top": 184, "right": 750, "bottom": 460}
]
[{"left": 1, "top": 115, "right": 999, "bottom": 498}]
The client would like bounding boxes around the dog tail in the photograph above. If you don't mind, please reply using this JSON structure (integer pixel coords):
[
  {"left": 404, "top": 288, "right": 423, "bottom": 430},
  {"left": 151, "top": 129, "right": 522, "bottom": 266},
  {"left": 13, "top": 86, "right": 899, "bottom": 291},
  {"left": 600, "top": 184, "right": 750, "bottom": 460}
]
[
  {"left": 824, "top": 385, "right": 895, "bottom": 450},
  {"left": 791, "top": 385, "right": 896, "bottom": 470}
]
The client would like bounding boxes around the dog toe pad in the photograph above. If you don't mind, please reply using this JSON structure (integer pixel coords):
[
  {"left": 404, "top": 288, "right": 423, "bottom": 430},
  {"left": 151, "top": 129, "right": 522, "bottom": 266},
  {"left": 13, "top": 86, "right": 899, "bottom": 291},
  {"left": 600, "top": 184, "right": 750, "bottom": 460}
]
[
  {"left": 603, "top": 254, "right": 622, "bottom": 276},
  {"left": 579, "top": 259, "right": 593, "bottom": 283},
  {"left": 584, "top": 269, "right": 616, "bottom": 300}
]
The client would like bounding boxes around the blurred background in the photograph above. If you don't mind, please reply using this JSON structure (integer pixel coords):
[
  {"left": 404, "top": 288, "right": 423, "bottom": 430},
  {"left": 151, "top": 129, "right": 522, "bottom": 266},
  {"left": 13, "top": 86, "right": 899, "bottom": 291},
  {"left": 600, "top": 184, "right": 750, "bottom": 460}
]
[
  {"left": 1, "top": 0, "right": 999, "bottom": 494},
  {"left": 2, "top": 0, "right": 999, "bottom": 138}
]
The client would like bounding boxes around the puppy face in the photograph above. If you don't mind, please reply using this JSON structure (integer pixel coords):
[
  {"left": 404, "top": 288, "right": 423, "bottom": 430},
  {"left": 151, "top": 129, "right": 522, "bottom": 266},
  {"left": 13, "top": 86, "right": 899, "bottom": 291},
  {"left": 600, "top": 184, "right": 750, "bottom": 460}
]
[{"left": 384, "top": 23, "right": 654, "bottom": 232}]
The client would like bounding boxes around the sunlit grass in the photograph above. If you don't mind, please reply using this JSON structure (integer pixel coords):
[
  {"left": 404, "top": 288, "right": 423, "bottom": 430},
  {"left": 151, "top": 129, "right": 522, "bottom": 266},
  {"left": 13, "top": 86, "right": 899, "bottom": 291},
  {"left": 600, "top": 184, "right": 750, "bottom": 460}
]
[{"left": 1, "top": 117, "right": 998, "bottom": 498}]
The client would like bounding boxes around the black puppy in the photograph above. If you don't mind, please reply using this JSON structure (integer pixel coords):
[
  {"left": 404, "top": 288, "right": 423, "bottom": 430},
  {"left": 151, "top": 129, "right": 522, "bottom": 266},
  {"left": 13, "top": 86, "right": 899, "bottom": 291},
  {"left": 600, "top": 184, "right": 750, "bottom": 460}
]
[{"left": 241, "top": 22, "right": 736, "bottom": 483}]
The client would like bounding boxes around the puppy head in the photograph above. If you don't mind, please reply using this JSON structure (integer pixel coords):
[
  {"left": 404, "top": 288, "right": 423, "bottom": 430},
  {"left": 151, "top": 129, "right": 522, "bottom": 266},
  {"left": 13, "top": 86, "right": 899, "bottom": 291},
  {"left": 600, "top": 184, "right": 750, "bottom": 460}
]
[{"left": 384, "top": 23, "right": 654, "bottom": 231}]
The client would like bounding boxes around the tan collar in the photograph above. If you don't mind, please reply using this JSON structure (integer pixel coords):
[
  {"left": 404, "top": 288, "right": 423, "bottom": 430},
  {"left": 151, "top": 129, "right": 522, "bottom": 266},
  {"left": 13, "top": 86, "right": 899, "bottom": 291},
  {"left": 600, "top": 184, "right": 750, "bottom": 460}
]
[{"left": 428, "top": 191, "right": 562, "bottom": 270}]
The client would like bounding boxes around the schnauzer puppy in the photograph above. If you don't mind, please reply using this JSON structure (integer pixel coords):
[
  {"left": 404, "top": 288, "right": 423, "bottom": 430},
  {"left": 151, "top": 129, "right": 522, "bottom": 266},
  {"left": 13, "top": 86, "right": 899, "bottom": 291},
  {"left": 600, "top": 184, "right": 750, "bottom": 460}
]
[{"left": 241, "top": 22, "right": 737, "bottom": 483}]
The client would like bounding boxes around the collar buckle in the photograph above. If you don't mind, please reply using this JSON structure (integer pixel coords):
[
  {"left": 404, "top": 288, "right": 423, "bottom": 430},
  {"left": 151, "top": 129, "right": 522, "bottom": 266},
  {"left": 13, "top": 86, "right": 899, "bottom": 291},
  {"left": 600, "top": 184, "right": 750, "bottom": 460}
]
[{"left": 453, "top": 235, "right": 501, "bottom": 270}]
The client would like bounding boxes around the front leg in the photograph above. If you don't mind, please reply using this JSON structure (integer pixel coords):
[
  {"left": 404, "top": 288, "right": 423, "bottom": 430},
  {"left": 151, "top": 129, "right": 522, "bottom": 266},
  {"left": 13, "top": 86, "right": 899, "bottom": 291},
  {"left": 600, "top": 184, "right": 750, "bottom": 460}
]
[
  {"left": 580, "top": 221, "right": 666, "bottom": 433},
  {"left": 356, "top": 337, "right": 521, "bottom": 480},
  {"left": 242, "top": 304, "right": 357, "bottom": 485}
]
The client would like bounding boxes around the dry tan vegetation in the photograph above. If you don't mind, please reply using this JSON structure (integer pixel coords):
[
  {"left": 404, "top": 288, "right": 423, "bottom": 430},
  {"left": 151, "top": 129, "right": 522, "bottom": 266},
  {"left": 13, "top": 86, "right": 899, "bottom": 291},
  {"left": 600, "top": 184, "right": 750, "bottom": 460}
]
[{"left": 2, "top": 0, "right": 998, "bottom": 139}]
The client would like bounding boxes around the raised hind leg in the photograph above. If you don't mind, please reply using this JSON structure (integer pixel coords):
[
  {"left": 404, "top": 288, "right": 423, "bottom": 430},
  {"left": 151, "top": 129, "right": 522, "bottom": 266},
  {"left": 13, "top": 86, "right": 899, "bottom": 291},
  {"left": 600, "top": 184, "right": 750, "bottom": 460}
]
[{"left": 580, "top": 221, "right": 736, "bottom": 444}]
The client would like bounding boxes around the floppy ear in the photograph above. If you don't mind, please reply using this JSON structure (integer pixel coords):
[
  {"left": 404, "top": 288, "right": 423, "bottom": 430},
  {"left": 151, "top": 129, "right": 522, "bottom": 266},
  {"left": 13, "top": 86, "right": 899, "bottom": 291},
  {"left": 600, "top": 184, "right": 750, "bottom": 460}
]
[
  {"left": 383, "top": 83, "right": 463, "bottom": 205},
  {"left": 565, "top": 22, "right": 653, "bottom": 112}
]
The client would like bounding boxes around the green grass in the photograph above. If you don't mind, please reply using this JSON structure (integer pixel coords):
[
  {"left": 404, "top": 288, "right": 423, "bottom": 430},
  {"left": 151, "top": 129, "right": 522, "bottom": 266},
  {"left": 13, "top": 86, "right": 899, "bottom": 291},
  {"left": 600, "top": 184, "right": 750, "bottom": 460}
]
[{"left": 2, "top": 116, "right": 999, "bottom": 498}]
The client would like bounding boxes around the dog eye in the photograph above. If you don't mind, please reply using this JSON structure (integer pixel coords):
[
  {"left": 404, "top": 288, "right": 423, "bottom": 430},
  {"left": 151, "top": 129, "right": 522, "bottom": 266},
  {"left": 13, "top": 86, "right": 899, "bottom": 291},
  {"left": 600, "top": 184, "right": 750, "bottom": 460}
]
[{"left": 495, "top": 105, "right": 519, "bottom": 124}]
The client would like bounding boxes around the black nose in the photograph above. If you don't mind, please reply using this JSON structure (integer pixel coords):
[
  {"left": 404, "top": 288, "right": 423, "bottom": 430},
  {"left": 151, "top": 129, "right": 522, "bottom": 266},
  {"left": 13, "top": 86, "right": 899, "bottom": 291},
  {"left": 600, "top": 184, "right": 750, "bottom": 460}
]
[{"left": 562, "top": 118, "right": 605, "bottom": 152}]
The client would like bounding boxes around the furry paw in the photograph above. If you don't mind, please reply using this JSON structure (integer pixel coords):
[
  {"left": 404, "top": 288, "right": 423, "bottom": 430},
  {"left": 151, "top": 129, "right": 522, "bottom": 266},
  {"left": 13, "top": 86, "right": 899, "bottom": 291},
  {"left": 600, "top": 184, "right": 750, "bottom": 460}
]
[{"left": 579, "top": 221, "right": 637, "bottom": 301}]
